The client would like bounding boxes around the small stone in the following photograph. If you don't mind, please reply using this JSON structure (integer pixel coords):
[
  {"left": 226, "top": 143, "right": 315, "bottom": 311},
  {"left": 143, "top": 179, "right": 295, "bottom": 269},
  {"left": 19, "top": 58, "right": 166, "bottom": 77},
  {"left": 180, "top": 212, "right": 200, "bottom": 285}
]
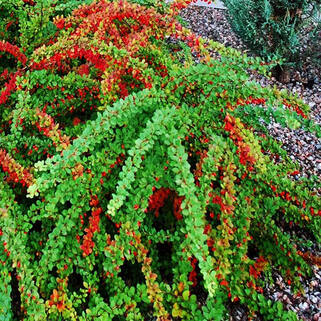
[
  {"left": 310, "top": 280, "right": 318, "bottom": 287},
  {"left": 299, "top": 302, "right": 309, "bottom": 311},
  {"left": 311, "top": 296, "right": 318, "bottom": 304},
  {"left": 316, "top": 144, "right": 321, "bottom": 151},
  {"left": 289, "top": 305, "right": 297, "bottom": 312},
  {"left": 313, "top": 313, "right": 320, "bottom": 321}
]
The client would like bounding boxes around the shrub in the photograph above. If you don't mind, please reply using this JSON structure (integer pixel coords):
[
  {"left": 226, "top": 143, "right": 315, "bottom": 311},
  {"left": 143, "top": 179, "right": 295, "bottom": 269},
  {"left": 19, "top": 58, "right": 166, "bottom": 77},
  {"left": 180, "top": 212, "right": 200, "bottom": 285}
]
[
  {"left": 222, "top": 0, "right": 321, "bottom": 81},
  {"left": 0, "top": 0, "right": 320, "bottom": 320}
]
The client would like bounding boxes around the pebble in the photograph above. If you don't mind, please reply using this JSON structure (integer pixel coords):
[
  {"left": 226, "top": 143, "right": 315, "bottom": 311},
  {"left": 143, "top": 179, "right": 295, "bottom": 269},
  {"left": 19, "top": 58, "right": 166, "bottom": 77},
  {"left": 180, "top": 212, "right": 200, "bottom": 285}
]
[
  {"left": 311, "top": 280, "right": 319, "bottom": 288},
  {"left": 299, "top": 302, "right": 309, "bottom": 311}
]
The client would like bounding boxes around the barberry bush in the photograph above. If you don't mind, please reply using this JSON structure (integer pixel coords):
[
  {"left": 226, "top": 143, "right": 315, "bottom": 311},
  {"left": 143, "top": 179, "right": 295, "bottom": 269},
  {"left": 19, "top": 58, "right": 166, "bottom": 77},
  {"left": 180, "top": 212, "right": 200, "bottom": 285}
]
[{"left": 0, "top": 0, "right": 320, "bottom": 320}]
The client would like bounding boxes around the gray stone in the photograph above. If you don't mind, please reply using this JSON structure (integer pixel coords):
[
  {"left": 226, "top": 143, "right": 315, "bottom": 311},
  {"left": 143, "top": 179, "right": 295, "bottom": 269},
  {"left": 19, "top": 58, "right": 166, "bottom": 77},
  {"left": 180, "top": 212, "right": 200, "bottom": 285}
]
[{"left": 299, "top": 302, "right": 309, "bottom": 311}]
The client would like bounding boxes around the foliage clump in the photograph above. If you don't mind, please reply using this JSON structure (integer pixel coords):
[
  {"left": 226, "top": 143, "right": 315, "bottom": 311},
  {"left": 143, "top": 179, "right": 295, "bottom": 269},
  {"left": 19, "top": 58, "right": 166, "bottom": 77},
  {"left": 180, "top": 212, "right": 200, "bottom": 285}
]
[
  {"left": 0, "top": 0, "right": 320, "bottom": 320},
  {"left": 222, "top": 0, "right": 321, "bottom": 80}
]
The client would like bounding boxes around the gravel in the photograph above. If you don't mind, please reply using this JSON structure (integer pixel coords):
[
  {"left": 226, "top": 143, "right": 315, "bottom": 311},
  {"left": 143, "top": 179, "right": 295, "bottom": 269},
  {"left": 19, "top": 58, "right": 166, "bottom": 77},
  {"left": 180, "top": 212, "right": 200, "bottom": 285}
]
[
  {"left": 180, "top": 5, "right": 321, "bottom": 321},
  {"left": 267, "top": 266, "right": 321, "bottom": 321}
]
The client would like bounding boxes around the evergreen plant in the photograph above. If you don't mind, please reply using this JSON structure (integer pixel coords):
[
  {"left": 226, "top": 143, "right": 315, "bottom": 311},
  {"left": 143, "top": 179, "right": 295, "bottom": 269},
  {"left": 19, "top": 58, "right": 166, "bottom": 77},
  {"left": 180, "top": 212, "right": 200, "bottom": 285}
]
[{"left": 222, "top": 0, "right": 321, "bottom": 81}]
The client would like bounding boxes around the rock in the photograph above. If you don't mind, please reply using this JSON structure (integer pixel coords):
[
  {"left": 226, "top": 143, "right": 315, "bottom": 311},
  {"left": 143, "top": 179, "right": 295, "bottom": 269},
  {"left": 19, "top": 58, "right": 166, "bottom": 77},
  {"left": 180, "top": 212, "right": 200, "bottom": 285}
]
[
  {"left": 310, "top": 280, "right": 318, "bottom": 288},
  {"left": 299, "top": 302, "right": 309, "bottom": 311},
  {"left": 313, "top": 313, "right": 321, "bottom": 321}
]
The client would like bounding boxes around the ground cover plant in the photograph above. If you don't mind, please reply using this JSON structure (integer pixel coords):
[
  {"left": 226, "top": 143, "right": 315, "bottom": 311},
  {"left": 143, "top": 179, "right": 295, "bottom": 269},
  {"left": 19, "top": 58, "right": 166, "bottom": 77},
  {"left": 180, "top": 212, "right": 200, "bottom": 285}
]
[{"left": 0, "top": 0, "right": 320, "bottom": 320}]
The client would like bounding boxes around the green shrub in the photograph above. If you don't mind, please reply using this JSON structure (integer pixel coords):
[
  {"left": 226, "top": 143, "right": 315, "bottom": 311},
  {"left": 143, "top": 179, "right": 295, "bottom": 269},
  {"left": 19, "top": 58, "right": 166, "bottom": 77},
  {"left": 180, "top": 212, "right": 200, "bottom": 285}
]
[
  {"left": 0, "top": 0, "right": 320, "bottom": 320},
  {"left": 222, "top": 0, "right": 321, "bottom": 80}
]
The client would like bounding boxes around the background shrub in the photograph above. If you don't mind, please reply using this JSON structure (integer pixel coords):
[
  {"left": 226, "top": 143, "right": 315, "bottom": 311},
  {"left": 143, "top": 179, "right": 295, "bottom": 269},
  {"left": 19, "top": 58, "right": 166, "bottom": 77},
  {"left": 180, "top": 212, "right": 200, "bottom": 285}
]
[{"left": 222, "top": 0, "right": 321, "bottom": 81}]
